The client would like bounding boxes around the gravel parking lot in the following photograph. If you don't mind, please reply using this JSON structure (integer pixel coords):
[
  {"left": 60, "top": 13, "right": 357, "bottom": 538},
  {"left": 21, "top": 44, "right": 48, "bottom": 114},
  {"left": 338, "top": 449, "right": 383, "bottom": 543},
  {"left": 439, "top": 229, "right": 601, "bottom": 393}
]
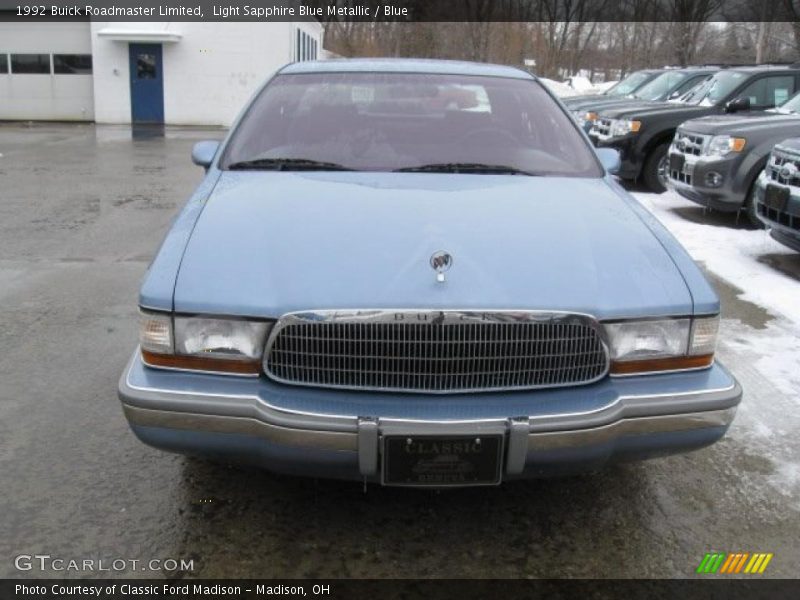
[{"left": 1, "top": 123, "right": 799, "bottom": 579}]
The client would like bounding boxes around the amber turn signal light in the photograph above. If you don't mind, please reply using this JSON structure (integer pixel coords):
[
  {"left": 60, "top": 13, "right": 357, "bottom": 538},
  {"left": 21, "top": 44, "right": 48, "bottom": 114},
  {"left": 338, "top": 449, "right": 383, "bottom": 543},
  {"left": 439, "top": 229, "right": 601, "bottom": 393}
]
[
  {"left": 141, "top": 350, "right": 261, "bottom": 375},
  {"left": 610, "top": 354, "right": 713, "bottom": 375}
]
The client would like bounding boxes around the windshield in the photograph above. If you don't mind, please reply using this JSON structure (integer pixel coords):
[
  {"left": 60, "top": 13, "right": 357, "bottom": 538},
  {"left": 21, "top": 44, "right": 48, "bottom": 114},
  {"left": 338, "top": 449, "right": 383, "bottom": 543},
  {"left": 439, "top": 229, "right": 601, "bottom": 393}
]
[
  {"left": 222, "top": 72, "right": 602, "bottom": 177},
  {"left": 633, "top": 71, "right": 689, "bottom": 101},
  {"left": 775, "top": 91, "right": 800, "bottom": 114},
  {"left": 606, "top": 72, "right": 653, "bottom": 96},
  {"left": 695, "top": 71, "right": 749, "bottom": 106}
]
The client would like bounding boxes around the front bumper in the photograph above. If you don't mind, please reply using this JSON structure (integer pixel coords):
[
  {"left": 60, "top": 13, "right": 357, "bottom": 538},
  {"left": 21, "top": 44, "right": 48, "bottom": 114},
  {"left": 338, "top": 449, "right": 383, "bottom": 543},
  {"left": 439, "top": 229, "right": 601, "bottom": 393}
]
[
  {"left": 667, "top": 152, "right": 744, "bottom": 212},
  {"left": 755, "top": 183, "right": 800, "bottom": 251},
  {"left": 119, "top": 350, "right": 741, "bottom": 483},
  {"left": 591, "top": 134, "right": 640, "bottom": 179}
]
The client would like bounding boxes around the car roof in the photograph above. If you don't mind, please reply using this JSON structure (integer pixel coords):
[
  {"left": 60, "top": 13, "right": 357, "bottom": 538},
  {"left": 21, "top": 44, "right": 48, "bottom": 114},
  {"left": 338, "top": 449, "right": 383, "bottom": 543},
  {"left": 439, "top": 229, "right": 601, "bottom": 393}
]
[
  {"left": 279, "top": 58, "right": 534, "bottom": 80},
  {"left": 725, "top": 65, "right": 800, "bottom": 73}
]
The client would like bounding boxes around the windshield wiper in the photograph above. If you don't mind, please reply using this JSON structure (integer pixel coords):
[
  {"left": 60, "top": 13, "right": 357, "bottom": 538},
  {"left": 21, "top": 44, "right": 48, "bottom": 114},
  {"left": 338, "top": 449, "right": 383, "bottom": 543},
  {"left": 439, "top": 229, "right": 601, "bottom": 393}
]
[
  {"left": 227, "top": 158, "right": 353, "bottom": 171},
  {"left": 394, "top": 162, "right": 537, "bottom": 176}
]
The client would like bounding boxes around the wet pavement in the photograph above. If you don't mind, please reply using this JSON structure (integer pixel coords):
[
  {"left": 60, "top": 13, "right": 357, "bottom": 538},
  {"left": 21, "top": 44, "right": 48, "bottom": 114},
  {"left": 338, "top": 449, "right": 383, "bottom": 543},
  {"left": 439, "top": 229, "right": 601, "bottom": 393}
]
[{"left": 1, "top": 124, "right": 798, "bottom": 579}]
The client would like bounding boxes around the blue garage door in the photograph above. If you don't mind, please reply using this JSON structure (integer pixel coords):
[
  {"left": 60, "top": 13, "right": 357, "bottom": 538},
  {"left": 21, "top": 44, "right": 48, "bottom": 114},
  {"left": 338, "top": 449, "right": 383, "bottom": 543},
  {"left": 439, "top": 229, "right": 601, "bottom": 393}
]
[{"left": 128, "top": 43, "right": 164, "bottom": 124}]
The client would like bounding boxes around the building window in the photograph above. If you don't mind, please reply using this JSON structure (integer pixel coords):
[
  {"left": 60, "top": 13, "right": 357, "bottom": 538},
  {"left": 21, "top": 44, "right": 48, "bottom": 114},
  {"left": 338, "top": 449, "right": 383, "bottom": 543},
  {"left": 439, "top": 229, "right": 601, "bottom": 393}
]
[
  {"left": 53, "top": 54, "right": 92, "bottom": 74},
  {"left": 10, "top": 53, "right": 50, "bottom": 74},
  {"left": 294, "top": 29, "right": 318, "bottom": 62},
  {"left": 0, "top": 55, "right": 8, "bottom": 74}
]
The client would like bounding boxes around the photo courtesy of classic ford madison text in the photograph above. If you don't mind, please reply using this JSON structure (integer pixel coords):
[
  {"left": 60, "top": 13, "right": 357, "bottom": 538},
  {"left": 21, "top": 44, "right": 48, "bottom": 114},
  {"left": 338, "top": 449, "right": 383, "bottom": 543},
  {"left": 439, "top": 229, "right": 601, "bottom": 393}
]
[{"left": 2, "top": 0, "right": 800, "bottom": 589}]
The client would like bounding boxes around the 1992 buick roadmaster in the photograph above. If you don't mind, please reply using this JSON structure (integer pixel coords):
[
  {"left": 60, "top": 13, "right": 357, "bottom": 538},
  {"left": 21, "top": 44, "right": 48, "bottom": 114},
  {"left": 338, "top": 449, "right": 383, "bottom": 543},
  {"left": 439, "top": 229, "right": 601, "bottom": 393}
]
[{"left": 118, "top": 59, "right": 742, "bottom": 487}]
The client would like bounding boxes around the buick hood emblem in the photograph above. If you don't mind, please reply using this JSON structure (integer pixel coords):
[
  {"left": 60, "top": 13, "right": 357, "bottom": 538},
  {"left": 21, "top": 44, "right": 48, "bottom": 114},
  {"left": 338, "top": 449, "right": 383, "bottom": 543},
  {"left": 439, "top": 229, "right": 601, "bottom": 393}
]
[{"left": 430, "top": 251, "right": 453, "bottom": 283}]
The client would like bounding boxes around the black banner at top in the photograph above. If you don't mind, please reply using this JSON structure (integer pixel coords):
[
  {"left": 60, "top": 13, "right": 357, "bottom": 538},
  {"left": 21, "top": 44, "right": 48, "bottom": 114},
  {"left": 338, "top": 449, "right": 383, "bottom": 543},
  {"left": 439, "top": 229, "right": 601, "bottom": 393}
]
[{"left": 0, "top": 0, "right": 799, "bottom": 22}]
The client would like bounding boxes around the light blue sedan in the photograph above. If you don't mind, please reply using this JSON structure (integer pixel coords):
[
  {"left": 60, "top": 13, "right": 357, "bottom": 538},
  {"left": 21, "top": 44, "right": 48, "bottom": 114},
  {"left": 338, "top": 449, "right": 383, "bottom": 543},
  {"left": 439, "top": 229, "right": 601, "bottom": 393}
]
[{"left": 119, "top": 59, "right": 741, "bottom": 487}]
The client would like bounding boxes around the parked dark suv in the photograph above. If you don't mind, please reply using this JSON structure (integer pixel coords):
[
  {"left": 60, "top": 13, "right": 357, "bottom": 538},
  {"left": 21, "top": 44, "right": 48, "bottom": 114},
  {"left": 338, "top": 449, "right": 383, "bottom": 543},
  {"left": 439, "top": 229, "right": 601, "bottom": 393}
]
[
  {"left": 590, "top": 66, "right": 800, "bottom": 192},
  {"left": 567, "top": 67, "right": 718, "bottom": 133},
  {"left": 668, "top": 91, "right": 800, "bottom": 224},
  {"left": 754, "top": 138, "right": 800, "bottom": 251}
]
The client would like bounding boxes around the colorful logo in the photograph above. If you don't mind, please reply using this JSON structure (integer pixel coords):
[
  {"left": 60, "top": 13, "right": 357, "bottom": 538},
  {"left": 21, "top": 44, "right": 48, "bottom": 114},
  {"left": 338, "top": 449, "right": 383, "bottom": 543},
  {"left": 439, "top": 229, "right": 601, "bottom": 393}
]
[{"left": 696, "top": 552, "right": 773, "bottom": 574}]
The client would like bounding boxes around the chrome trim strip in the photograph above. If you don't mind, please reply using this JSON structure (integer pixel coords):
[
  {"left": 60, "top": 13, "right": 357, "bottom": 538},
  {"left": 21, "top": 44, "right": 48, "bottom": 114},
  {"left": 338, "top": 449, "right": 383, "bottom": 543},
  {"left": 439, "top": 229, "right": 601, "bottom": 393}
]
[
  {"left": 261, "top": 309, "right": 611, "bottom": 395},
  {"left": 122, "top": 404, "right": 357, "bottom": 452},
  {"left": 528, "top": 407, "right": 736, "bottom": 451},
  {"left": 121, "top": 403, "right": 736, "bottom": 457}
]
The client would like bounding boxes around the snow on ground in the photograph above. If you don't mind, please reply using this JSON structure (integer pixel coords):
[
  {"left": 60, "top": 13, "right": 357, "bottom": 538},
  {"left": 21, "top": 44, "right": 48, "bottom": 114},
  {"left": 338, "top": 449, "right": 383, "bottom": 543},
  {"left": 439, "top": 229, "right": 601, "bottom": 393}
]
[
  {"left": 634, "top": 189, "right": 800, "bottom": 503},
  {"left": 634, "top": 190, "right": 799, "bottom": 323}
]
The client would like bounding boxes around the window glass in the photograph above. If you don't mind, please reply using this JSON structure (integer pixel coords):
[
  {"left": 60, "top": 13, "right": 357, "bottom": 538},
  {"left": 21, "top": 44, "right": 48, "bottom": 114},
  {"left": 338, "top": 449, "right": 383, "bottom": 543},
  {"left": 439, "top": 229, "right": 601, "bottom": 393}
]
[
  {"left": 633, "top": 72, "right": 689, "bottom": 101},
  {"left": 778, "top": 91, "right": 800, "bottom": 113},
  {"left": 223, "top": 72, "right": 602, "bottom": 178},
  {"left": 674, "top": 75, "right": 710, "bottom": 97},
  {"left": 53, "top": 54, "right": 92, "bottom": 74},
  {"left": 0, "top": 55, "right": 8, "bottom": 74},
  {"left": 10, "top": 54, "right": 50, "bottom": 74},
  {"left": 606, "top": 72, "right": 652, "bottom": 96},
  {"left": 736, "top": 75, "right": 795, "bottom": 109},
  {"left": 697, "top": 71, "right": 748, "bottom": 106},
  {"left": 136, "top": 53, "right": 156, "bottom": 79}
]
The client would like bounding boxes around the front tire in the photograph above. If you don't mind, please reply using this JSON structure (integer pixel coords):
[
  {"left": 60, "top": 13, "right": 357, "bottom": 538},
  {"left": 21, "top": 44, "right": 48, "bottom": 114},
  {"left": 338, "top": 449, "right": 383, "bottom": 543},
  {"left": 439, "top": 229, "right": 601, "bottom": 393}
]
[
  {"left": 643, "top": 143, "right": 669, "bottom": 193},
  {"left": 744, "top": 185, "right": 765, "bottom": 229}
]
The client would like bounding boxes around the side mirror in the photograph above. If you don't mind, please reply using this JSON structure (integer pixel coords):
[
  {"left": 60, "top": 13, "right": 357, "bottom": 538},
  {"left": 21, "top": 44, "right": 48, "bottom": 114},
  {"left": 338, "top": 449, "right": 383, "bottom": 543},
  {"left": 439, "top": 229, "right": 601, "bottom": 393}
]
[
  {"left": 725, "top": 96, "right": 751, "bottom": 113},
  {"left": 596, "top": 147, "right": 621, "bottom": 175},
  {"left": 191, "top": 141, "right": 221, "bottom": 169}
]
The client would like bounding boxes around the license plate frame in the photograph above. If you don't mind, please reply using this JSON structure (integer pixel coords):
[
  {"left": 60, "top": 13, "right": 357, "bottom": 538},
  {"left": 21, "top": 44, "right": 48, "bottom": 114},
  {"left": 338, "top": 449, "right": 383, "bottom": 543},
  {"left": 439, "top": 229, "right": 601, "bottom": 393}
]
[
  {"left": 764, "top": 183, "right": 790, "bottom": 211},
  {"left": 382, "top": 434, "right": 504, "bottom": 487}
]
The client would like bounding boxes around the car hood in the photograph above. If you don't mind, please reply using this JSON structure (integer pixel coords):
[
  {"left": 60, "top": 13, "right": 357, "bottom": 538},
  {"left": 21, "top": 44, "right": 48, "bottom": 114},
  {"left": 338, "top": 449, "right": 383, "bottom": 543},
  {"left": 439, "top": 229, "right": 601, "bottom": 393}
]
[
  {"left": 679, "top": 112, "right": 800, "bottom": 136},
  {"left": 599, "top": 102, "right": 714, "bottom": 120},
  {"left": 562, "top": 93, "right": 613, "bottom": 106},
  {"left": 564, "top": 97, "right": 651, "bottom": 113},
  {"left": 173, "top": 172, "right": 693, "bottom": 319}
]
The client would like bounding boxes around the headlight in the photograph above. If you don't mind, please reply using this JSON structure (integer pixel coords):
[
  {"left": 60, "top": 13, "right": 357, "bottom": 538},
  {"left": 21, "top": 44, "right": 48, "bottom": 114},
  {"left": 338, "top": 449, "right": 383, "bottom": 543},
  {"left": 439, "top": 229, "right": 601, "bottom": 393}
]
[
  {"left": 704, "top": 135, "right": 746, "bottom": 157},
  {"left": 610, "top": 119, "right": 641, "bottom": 137},
  {"left": 605, "top": 315, "right": 718, "bottom": 375},
  {"left": 139, "top": 310, "right": 274, "bottom": 375},
  {"left": 572, "top": 110, "right": 597, "bottom": 125}
]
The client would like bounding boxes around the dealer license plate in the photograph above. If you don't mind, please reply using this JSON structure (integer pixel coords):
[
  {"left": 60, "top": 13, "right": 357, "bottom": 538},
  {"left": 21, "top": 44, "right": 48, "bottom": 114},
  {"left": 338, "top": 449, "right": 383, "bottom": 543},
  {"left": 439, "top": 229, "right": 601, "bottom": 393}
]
[
  {"left": 382, "top": 435, "right": 503, "bottom": 487},
  {"left": 669, "top": 153, "right": 685, "bottom": 174},
  {"left": 764, "top": 184, "right": 790, "bottom": 211}
]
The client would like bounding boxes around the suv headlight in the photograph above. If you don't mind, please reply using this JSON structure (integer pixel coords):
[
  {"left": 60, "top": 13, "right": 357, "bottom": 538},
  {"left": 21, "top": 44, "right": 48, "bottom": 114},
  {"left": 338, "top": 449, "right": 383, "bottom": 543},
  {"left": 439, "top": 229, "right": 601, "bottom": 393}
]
[
  {"left": 704, "top": 135, "right": 746, "bottom": 157},
  {"left": 610, "top": 119, "right": 641, "bottom": 137},
  {"left": 605, "top": 315, "right": 718, "bottom": 375},
  {"left": 139, "top": 310, "right": 274, "bottom": 375},
  {"left": 572, "top": 110, "right": 597, "bottom": 126}
]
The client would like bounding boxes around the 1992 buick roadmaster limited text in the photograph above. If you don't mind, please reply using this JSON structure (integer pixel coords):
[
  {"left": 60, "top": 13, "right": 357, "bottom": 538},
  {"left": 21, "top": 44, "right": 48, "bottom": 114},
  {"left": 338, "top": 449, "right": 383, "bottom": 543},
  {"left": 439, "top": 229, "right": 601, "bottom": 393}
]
[{"left": 118, "top": 59, "right": 742, "bottom": 487}]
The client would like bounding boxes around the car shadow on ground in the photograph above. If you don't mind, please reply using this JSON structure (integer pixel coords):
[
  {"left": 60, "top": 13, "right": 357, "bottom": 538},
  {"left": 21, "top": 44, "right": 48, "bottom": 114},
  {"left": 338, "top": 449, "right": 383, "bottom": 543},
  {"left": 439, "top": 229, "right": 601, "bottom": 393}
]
[{"left": 756, "top": 253, "right": 800, "bottom": 282}]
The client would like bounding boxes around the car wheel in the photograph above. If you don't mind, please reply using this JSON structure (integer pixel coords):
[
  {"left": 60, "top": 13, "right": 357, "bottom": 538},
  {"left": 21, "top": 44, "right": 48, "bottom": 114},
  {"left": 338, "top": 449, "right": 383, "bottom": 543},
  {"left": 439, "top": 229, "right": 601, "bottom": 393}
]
[
  {"left": 643, "top": 144, "right": 669, "bottom": 194},
  {"left": 744, "top": 185, "right": 765, "bottom": 229}
]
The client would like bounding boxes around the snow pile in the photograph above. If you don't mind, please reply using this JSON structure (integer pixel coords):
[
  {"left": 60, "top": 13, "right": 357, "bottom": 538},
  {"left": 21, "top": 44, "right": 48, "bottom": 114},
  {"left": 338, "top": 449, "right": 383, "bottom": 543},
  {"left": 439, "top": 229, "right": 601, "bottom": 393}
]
[
  {"left": 592, "top": 80, "right": 618, "bottom": 93},
  {"left": 564, "top": 75, "right": 596, "bottom": 93}
]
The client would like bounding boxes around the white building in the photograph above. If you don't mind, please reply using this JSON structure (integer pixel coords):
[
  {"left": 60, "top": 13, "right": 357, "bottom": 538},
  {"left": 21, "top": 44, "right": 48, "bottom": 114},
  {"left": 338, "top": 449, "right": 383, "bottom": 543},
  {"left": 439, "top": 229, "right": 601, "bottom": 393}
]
[{"left": 0, "top": 21, "right": 323, "bottom": 126}]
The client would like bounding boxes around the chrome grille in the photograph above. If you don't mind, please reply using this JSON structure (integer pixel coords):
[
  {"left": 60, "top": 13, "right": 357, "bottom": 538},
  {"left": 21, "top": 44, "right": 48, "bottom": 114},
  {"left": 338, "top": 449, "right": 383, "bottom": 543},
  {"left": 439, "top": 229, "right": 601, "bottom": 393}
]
[
  {"left": 592, "top": 118, "right": 612, "bottom": 138},
  {"left": 767, "top": 145, "right": 800, "bottom": 187},
  {"left": 672, "top": 131, "right": 708, "bottom": 156},
  {"left": 263, "top": 310, "right": 609, "bottom": 394}
]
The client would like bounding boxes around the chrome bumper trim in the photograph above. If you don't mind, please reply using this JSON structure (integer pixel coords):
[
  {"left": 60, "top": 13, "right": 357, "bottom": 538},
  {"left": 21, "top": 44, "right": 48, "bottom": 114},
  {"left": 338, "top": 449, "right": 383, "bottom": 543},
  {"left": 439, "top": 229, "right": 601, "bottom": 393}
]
[{"left": 121, "top": 403, "right": 737, "bottom": 456}]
